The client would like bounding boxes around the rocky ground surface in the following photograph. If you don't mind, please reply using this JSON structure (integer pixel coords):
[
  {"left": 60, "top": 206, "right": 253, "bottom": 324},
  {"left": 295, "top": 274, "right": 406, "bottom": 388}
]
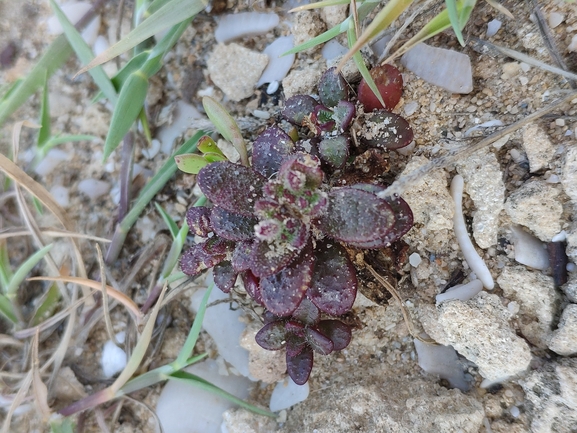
[{"left": 2, "top": 0, "right": 577, "bottom": 432}]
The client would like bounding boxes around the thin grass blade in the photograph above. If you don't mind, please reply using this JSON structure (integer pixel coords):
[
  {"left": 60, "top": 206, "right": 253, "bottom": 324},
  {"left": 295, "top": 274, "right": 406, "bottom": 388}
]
[
  {"left": 446, "top": 0, "right": 464, "bottom": 46},
  {"left": 49, "top": 0, "right": 117, "bottom": 104},
  {"left": 37, "top": 71, "right": 51, "bottom": 148},
  {"left": 290, "top": 0, "right": 351, "bottom": 12},
  {"left": 6, "top": 244, "right": 53, "bottom": 299},
  {"left": 155, "top": 202, "right": 179, "bottom": 239},
  {"left": 31, "top": 283, "right": 60, "bottom": 325},
  {"left": 77, "top": 0, "right": 207, "bottom": 74},
  {"left": 0, "top": 294, "right": 18, "bottom": 323},
  {"left": 168, "top": 371, "right": 275, "bottom": 417},
  {"left": 0, "top": 240, "right": 13, "bottom": 292}
]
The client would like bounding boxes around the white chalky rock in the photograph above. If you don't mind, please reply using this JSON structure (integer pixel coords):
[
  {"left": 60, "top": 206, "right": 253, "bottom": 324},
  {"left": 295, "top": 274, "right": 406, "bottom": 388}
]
[
  {"left": 291, "top": 11, "right": 326, "bottom": 50},
  {"left": 35, "top": 148, "right": 71, "bottom": 177},
  {"left": 504, "top": 180, "right": 563, "bottom": 242},
  {"left": 221, "top": 408, "right": 278, "bottom": 433},
  {"left": 101, "top": 332, "right": 126, "bottom": 378},
  {"left": 437, "top": 292, "right": 532, "bottom": 382},
  {"left": 207, "top": 44, "right": 268, "bottom": 101},
  {"left": 455, "top": 149, "right": 505, "bottom": 248},
  {"left": 436, "top": 279, "right": 483, "bottom": 304},
  {"left": 562, "top": 272, "right": 577, "bottom": 303},
  {"left": 549, "top": 304, "right": 577, "bottom": 356},
  {"left": 156, "top": 360, "right": 252, "bottom": 433},
  {"left": 497, "top": 266, "right": 559, "bottom": 348},
  {"left": 214, "top": 12, "right": 279, "bottom": 43},
  {"left": 320, "top": 4, "right": 348, "bottom": 28},
  {"left": 240, "top": 326, "right": 286, "bottom": 383},
  {"left": 548, "top": 12, "right": 564, "bottom": 28},
  {"left": 401, "top": 43, "right": 473, "bottom": 94},
  {"left": 562, "top": 145, "right": 577, "bottom": 202},
  {"left": 522, "top": 124, "right": 556, "bottom": 173},
  {"left": 414, "top": 339, "right": 468, "bottom": 391},
  {"left": 50, "top": 185, "right": 70, "bottom": 208},
  {"left": 270, "top": 378, "right": 310, "bottom": 412},
  {"left": 191, "top": 288, "right": 250, "bottom": 378},
  {"left": 509, "top": 225, "right": 550, "bottom": 270},
  {"left": 282, "top": 64, "right": 324, "bottom": 98},
  {"left": 78, "top": 179, "right": 111, "bottom": 199},
  {"left": 257, "top": 36, "right": 295, "bottom": 87}
]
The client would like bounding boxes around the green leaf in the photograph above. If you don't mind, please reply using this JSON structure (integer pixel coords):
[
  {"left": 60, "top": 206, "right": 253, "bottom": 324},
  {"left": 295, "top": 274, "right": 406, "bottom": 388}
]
[
  {"left": 0, "top": 35, "right": 72, "bottom": 127},
  {"left": 446, "top": 0, "right": 464, "bottom": 46},
  {"left": 50, "top": 417, "right": 75, "bottom": 433},
  {"left": 77, "top": 0, "right": 207, "bottom": 74},
  {"left": 202, "top": 152, "right": 227, "bottom": 163},
  {"left": 0, "top": 240, "right": 13, "bottom": 293},
  {"left": 197, "top": 135, "right": 223, "bottom": 156},
  {"left": 174, "top": 153, "right": 210, "bottom": 174},
  {"left": 202, "top": 96, "right": 248, "bottom": 166},
  {"left": 7, "top": 244, "right": 54, "bottom": 299},
  {"left": 0, "top": 293, "right": 18, "bottom": 324},
  {"left": 49, "top": 0, "right": 118, "bottom": 104},
  {"left": 31, "top": 283, "right": 60, "bottom": 325},
  {"left": 154, "top": 202, "right": 179, "bottom": 239},
  {"left": 168, "top": 370, "right": 276, "bottom": 417},
  {"left": 290, "top": 0, "right": 350, "bottom": 11},
  {"left": 37, "top": 70, "right": 51, "bottom": 148},
  {"left": 103, "top": 71, "right": 148, "bottom": 160}
]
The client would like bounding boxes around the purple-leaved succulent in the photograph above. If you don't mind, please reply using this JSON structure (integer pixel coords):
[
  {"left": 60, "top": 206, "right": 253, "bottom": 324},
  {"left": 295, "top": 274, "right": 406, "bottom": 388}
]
[{"left": 181, "top": 66, "right": 414, "bottom": 385}]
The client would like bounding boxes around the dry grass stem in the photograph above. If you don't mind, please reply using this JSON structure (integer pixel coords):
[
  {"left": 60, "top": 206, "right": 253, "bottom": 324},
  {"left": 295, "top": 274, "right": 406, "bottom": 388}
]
[
  {"left": 96, "top": 244, "right": 118, "bottom": 345},
  {"left": 31, "top": 330, "right": 51, "bottom": 422},
  {"left": 0, "top": 227, "right": 111, "bottom": 243}
]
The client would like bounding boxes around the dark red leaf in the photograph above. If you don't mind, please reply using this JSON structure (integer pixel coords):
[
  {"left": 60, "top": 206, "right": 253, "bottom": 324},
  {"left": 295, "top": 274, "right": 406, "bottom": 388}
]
[
  {"left": 252, "top": 126, "right": 295, "bottom": 178},
  {"left": 332, "top": 100, "right": 355, "bottom": 131},
  {"left": 291, "top": 298, "right": 320, "bottom": 326},
  {"left": 231, "top": 241, "right": 253, "bottom": 272},
  {"left": 286, "top": 336, "right": 306, "bottom": 357},
  {"left": 211, "top": 207, "right": 257, "bottom": 241},
  {"left": 197, "top": 162, "right": 266, "bottom": 217},
  {"left": 181, "top": 240, "right": 228, "bottom": 277},
  {"left": 241, "top": 270, "right": 263, "bottom": 305},
  {"left": 316, "top": 320, "right": 352, "bottom": 351},
  {"left": 282, "top": 95, "right": 317, "bottom": 126},
  {"left": 358, "top": 64, "right": 403, "bottom": 112},
  {"left": 186, "top": 207, "right": 212, "bottom": 237},
  {"left": 255, "top": 321, "right": 287, "bottom": 351},
  {"left": 286, "top": 346, "right": 314, "bottom": 385},
  {"left": 314, "top": 187, "right": 395, "bottom": 246},
  {"left": 213, "top": 261, "right": 237, "bottom": 293},
  {"left": 278, "top": 153, "right": 324, "bottom": 191},
  {"left": 318, "top": 67, "right": 348, "bottom": 108},
  {"left": 285, "top": 320, "right": 306, "bottom": 337},
  {"left": 306, "top": 327, "right": 334, "bottom": 355},
  {"left": 360, "top": 111, "right": 413, "bottom": 150},
  {"left": 307, "top": 241, "right": 357, "bottom": 315},
  {"left": 259, "top": 246, "right": 315, "bottom": 316},
  {"left": 311, "top": 104, "right": 335, "bottom": 133}
]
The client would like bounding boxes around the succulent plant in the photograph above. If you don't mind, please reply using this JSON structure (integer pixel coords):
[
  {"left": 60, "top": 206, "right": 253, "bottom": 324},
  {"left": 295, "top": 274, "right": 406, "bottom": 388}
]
[{"left": 181, "top": 65, "right": 414, "bottom": 385}]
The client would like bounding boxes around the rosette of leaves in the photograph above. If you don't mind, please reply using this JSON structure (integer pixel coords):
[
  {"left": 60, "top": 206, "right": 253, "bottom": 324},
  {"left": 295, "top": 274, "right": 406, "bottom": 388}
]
[{"left": 180, "top": 67, "right": 414, "bottom": 384}]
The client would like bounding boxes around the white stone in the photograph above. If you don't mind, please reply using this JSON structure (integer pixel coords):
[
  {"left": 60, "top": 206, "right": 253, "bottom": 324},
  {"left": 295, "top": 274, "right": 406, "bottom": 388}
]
[
  {"left": 504, "top": 180, "right": 563, "bottom": 242},
  {"left": 291, "top": 11, "right": 326, "bottom": 51},
  {"left": 486, "top": 19, "right": 502, "bottom": 37},
  {"left": 522, "top": 124, "right": 556, "bottom": 172},
  {"left": 214, "top": 12, "right": 279, "bottom": 43},
  {"left": 403, "top": 101, "right": 419, "bottom": 117},
  {"left": 321, "top": 39, "right": 348, "bottom": 61},
  {"left": 409, "top": 253, "right": 422, "bottom": 267},
  {"left": 414, "top": 340, "right": 468, "bottom": 391},
  {"left": 548, "top": 12, "right": 564, "bottom": 29},
  {"left": 207, "top": 44, "right": 268, "bottom": 101},
  {"left": 270, "top": 378, "right": 310, "bottom": 412},
  {"left": 282, "top": 64, "right": 324, "bottom": 99},
  {"left": 509, "top": 225, "right": 549, "bottom": 270},
  {"left": 437, "top": 292, "right": 532, "bottom": 382},
  {"left": 549, "top": 304, "right": 577, "bottom": 356},
  {"left": 191, "top": 288, "right": 250, "bottom": 378},
  {"left": 101, "top": 332, "right": 126, "bottom": 378},
  {"left": 240, "top": 326, "right": 286, "bottom": 383},
  {"left": 221, "top": 408, "right": 278, "bottom": 433},
  {"left": 257, "top": 36, "right": 295, "bottom": 86},
  {"left": 156, "top": 101, "right": 202, "bottom": 153},
  {"left": 497, "top": 266, "right": 559, "bottom": 348},
  {"left": 401, "top": 43, "right": 473, "bottom": 94},
  {"left": 436, "top": 279, "right": 483, "bottom": 304},
  {"left": 50, "top": 185, "right": 70, "bottom": 208},
  {"left": 562, "top": 145, "right": 577, "bottom": 202},
  {"left": 35, "top": 148, "right": 71, "bottom": 177},
  {"left": 570, "top": 34, "right": 577, "bottom": 52},
  {"left": 46, "top": 1, "right": 101, "bottom": 45},
  {"left": 77, "top": 179, "right": 111, "bottom": 199},
  {"left": 456, "top": 149, "right": 505, "bottom": 249},
  {"left": 156, "top": 360, "right": 252, "bottom": 433}
]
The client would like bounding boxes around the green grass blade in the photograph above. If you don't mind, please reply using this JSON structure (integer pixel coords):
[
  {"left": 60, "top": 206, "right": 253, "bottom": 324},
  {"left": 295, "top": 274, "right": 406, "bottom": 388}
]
[
  {"left": 78, "top": 0, "right": 207, "bottom": 74},
  {"left": 0, "top": 294, "right": 18, "bottom": 324},
  {"left": 347, "top": 22, "right": 386, "bottom": 109},
  {"left": 37, "top": 70, "right": 51, "bottom": 148},
  {"left": 290, "top": 0, "right": 351, "bottom": 12},
  {"left": 168, "top": 371, "right": 276, "bottom": 417},
  {"left": 0, "top": 240, "right": 13, "bottom": 293},
  {"left": 174, "top": 284, "right": 213, "bottom": 368},
  {"left": 7, "top": 244, "right": 54, "bottom": 299},
  {"left": 103, "top": 71, "right": 148, "bottom": 160},
  {"left": 154, "top": 202, "right": 179, "bottom": 239},
  {"left": 145, "top": 0, "right": 181, "bottom": 18},
  {"left": 49, "top": 417, "right": 75, "bottom": 433},
  {"left": 446, "top": 0, "right": 464, "bottom": 46},
  {"left": 49, "top": 0, "right": 117, "bottom": 104},
  {"left": 202, "top": 97, "right": 248, "bottom": 166},
  {"left": 37, "top": 134, "right": 97, "bottom": 162},
  {"left": 0, "top": 35, "right": 72, "bottom": 127},
  {"left": 0, "top": 79, "right": 23, "bottom": 102},
  {"left": 31, "top": 283, "right": 60, "bottom": 325}
]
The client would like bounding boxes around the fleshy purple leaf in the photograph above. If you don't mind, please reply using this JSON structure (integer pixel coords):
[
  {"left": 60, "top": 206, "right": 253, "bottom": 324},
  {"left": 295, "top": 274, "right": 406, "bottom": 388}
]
[
  {"left": 316, "top": 320, "right": 352, "bottom": 351},
  {"left": 314, "top": 187, "right": 395, "bottom": 246},
  {"left": 286, "top": 336, "right": 306, "bottom": 357},
  {"left": 332, "top": 100, "right": 355, "bottom": 131},
  {"left": 259, "top": 245, "right": 315, "bottom": 316},
  {"left": 255, "top": 321, "right": 287, "bottom": 351},
  {"left": 278, "top": 153, "right": 324, "bottom": 191},
  {"left": 241, "top": 270, "right": 264, "bottom": 305},
  {"left": 285, "top": 320, "right": 306, "bottom": 337},
  {"left": 318, "top": 135, "right": 350, "bottom": 168},
  {"left": 231, "top": 241, "right": 253, "bottom": 272},
  {"left": 311, "top": 104, "right": 335, "bottom": 134},
  {"left": 186, "top": 207, "right": 212, "bottom": 237},
  {"left": 213, "top": 261, "right": 237, "bottom": 293},
  {"left": 287, "top": 346, "right": 314, "bottom": 385},
  {"left": 197, "top": 162, "right": 266, "bottom": 216},
  {"left": 306, "top": 327, "right": 334, "bottom": 355},
  {"left": 282, "top": 95, "right": 317, "bottom": 126},
  {"left": 291, "top": 298, "right": 320, "bottom": 326},
  {"left": 211, "top": 207, "right": 257, "bottom": 241},
  {"left": 252, "top": 126, "right": 295, "bottom": 178},
  {"left": 360, "top": 111, "right": 413, "bottom": 150},
  {"left": 307, "top": 241, "right": 357, "bottom": 315},
  {"left": 318, "top": 67, "right": 348, "bottom": 108},
  {"left": 180, "top": 239, "right": 230, "bottom": 277}
]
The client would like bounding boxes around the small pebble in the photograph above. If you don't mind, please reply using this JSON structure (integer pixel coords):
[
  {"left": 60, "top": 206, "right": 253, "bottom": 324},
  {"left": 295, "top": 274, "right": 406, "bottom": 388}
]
[
  {"left": 556, "top": 118, "right": 566, "bottom": 127},
  {"left": 78, "top": 179, "right": 111, "bottom": 199},
  {"left": 252, "top": 110, "right": 270, "bottom": 120},
  {"left": 548, "top": 12, "right": 564, "bottom": 29},
  {"left": 510, "top": 406, "right": 520, "bottom": 417},
  {"left": 409, "top": 252, "right": 422, "bottom": 267},
  {"left": 403, "top": 101, "right": 419, "bottom": 116},
  {"left": 486, "top": 19, "right": 502, "bottom": 37},
  {"left": 267, "top": 80, "right": 280, "bottom": 94},
  {"left": 270, "top": 378, "right": 309, "bottom": 411},
  {"left": 101, "top": 332, "right": 126, "bottom": 378},
  {"left": 50, "top": 185, "right": 70, "bottom": 208}
]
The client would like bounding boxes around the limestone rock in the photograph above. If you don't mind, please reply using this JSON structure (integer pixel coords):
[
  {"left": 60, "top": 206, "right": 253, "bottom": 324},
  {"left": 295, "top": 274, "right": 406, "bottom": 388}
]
[
  {"left": 522, "top": 124, "right": 555, "bottom": 173},
  {"left": 548, "top": 304, "right": 577, "bottom": 356},
  {"left": 240, "top": 325, "right": 286, "bottom": 383},
  {"left": 282, "top": 63, "right": 324, "bottom": 99},
  {"left": 504, "top": 180, "right": 563, "bottom": 242},
  {"left": 280, "top": 376, "right": 484, "bottom": 433},
  {"left": 562, "top": 272, "right": 577, "bottom": 303},
  {"left": 291, "top": 11, "right": 326, "bottom": 51},
  {"left": 207, "top": 43, "right": 268, "bottom": 101},
  {"left": 566, "top": 225, "right": 577, "bottom": 262},
  {"left": 437, "top": 292, "right": 532, "bottom": 382},
  {"left": 320, "top": 4, "right": 348, "bottom": 28},
  {"left": 222, "top": 408, "right": 278, "bottom": 433},
  {"left": 497, "top": 266, "right": 559, "bottom": 348},
  {"left": 562, "top": 145, "right": 577, "bottom": 202},
  {"left": 520, "top": 359, "right": 577, "bottom": 433},
  {"left": 456, "top": 149, "right": 505, "bottom": 248}
]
